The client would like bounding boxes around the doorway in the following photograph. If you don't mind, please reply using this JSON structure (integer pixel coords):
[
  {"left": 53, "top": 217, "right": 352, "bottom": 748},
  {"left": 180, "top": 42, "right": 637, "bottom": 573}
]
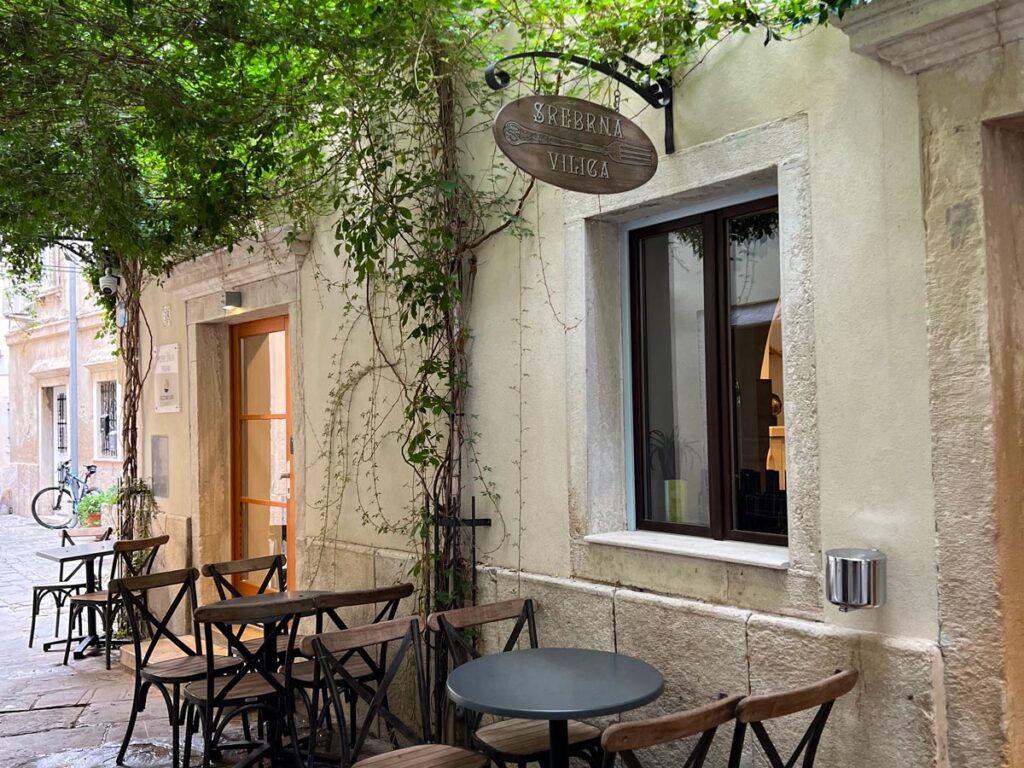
[
  {"left": 230, "top": 316, "right": 294, "bottom": 593},
  {"left": 40, "top": 385, "right": 69, "bottom": 485}
]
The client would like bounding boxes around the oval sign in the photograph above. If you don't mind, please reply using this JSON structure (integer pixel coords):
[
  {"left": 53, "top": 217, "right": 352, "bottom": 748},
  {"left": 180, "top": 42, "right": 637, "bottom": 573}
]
[{"left": 493, "top": 95, "right": 658, "bottom": 195}]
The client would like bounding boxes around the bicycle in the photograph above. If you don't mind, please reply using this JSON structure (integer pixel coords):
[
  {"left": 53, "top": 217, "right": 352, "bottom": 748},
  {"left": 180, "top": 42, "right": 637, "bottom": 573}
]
[{"left": 31, "top": 460, "right": 99, "bottom": 529}]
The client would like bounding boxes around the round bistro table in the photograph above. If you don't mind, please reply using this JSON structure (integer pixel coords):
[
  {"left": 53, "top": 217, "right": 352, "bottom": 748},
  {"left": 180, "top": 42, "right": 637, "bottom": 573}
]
[{"left": 446, "top": 647, "right": 664, "bottom": 768}]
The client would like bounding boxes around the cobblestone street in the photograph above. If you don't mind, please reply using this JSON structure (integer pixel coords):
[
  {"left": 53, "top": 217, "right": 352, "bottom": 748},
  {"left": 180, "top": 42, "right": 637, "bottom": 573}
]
[{"left": 0, "top": 515, "right": 175, "bottom": 768}]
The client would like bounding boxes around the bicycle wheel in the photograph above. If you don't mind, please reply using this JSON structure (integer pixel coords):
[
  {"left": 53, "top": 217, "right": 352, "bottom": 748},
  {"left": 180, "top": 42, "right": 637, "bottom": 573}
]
[{"left": 31, "top": 486, "right": 76, "bottom": 529}]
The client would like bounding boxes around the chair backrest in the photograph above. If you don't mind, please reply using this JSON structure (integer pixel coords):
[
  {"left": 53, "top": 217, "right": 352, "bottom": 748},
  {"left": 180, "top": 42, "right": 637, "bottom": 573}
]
[
  {"left": 728, "top": 670, "right": 859, "bottom": 768},
  {"left": 110, "top": 534, "right": 169, "bottom": 585},
  {"left": 304, "top": 584, "right": 415, "bottom": 678},
  {"left": 58, "top": 527, "right": 114, "bottom": 581},
  {"left": 202, "top": 554, "right": 286, "bottom": 599},
  {"left": 112, "top": 568, "right": 201, "bottom": 670},
  {"left": 61, "top": 526, "right": 113, "bottom": 545},
  {"left": 193, "top": 594, "right": 315, "bottom": 711},
  {"left": 301, "top": 616, "right": 427, "bottom": 765},
  {"left": 602, "top": 694, "right": 743, "bottom": 768},
  {"left": 426, "top": 597, "right": 538, "bottom": 668}
]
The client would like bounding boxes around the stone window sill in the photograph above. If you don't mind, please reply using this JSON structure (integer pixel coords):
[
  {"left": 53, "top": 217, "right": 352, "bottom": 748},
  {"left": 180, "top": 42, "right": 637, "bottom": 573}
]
[{"left": 584, "top": 530, "right": 790, "bottom": 570}]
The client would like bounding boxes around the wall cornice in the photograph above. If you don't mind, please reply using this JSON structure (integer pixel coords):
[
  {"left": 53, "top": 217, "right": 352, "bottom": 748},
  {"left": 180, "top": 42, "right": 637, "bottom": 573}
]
[
  {"left": 163, "top": 226, "right": 310, "bottom": 301},
  {"left": 838, "top": 0, "right": 1024, "bottom": 73}
]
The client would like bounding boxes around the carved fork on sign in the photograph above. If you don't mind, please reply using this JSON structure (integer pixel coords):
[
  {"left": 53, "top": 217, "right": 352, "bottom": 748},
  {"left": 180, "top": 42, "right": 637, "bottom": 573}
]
[{"left": 502, "top": 121, "right": 653, "bottom": 166}]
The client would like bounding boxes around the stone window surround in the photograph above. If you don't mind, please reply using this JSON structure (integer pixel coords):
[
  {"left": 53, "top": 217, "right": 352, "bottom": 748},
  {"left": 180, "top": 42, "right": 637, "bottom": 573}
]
[{"left": 564, "top": 115, "right": 824, "bottom": 617}]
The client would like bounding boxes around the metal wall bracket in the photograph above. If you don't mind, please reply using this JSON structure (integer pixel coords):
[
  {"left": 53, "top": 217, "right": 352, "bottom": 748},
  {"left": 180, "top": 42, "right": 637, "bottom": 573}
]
[{"left": 485, "top": 51, "right": 675, "bottom": 154}]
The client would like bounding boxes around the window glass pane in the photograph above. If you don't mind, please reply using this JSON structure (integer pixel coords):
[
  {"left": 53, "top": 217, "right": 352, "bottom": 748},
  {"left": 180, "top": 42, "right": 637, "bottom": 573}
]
[
  {"left": 240, "top": 419, "right": 290, "bottom": 503},
  {"left": 240, "top": 502, "right": 287, "bottom": 563},
  {"left": 240, "top": 331, "right": 287, "bottom": 415},
  {"left": 728, "top": 210, "right": 786, "bottom": 536},
  {"left": 638, "top": 224, "right": 711, "bottom": 529}
]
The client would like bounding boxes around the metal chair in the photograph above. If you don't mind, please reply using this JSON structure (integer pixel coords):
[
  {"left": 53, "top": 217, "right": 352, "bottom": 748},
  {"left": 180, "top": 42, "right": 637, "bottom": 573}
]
[
  {"left": 113, "top": 568, "right": 241, "bottom": 768},
  {"left": 427, "top": 598, "right": 602, "bottom": 768},
  {"left": 29, "top": 526, "right": 112, "bottom": 648},
  {"left": 183, "top": 593, "right": 314, "bottom": 768},
  {"left": 727, "top": 670, "right": 859, "bottom": 768},
  {"left": 302, "top": 616, "right": 487, "bottom": 768},
  {"left": 202, "top": 554, "right": 287, "bottom": 599},
  {"left": 601, "top": 694, "right": 743, "bottom": 768},
  {"left": 62, "top": 534, "right": 168, "bottom": 669},
  {"left": 202, "top": 554, "right": 289, "bottom": 659},
  {"left": 291, "top": 583, "right": 414, "bottom": 765}
]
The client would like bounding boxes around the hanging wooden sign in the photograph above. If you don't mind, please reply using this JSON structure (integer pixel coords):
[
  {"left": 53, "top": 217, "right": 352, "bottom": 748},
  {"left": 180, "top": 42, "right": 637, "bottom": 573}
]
[{"left": 493, "top": 95, "right": 658, "bottom": 195}]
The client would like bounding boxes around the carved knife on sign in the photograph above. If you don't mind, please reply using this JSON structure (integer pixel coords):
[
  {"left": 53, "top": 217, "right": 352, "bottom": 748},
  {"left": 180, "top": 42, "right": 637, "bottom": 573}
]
[{"left": 493, "top": 95, "right": 658, "bottom": 195}]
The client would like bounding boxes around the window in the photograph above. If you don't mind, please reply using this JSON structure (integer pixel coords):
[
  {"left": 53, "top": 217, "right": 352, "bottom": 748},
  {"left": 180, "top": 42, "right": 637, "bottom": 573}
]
[
  {"left": 629, "top": 197, "right": 786, "bottom": 544},
  {"left": 56, "top": 392, "right": 68, "bottom": 454},
  {"left": 96, "top": 380, "right": 119, "bottom": 458}
]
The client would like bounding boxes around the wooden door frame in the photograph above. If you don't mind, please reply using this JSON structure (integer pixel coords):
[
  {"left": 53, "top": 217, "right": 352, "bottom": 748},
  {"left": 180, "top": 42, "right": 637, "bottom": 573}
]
[{"left": 229, "top": 315, "right": 296, "bottom": 593}]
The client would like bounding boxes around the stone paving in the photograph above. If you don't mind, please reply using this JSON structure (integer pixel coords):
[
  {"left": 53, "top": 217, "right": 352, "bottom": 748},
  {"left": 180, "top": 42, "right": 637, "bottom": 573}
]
[{"left": 0, "top": 514, "right": 176, "bottom": 768}]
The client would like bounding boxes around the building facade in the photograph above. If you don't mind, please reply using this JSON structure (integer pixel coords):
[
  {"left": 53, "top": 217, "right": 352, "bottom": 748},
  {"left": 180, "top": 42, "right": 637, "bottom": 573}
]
[
  {"left": 4, "top": 246, "right": 122, "bottom": 518},
  {"left": 134, "top": 2, "right": 1024, "bottom": 765}
]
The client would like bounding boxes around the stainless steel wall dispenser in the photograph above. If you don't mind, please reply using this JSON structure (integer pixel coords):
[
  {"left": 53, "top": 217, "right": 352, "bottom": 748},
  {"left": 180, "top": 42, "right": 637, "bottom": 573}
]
[{"left": 825, "top": 548, "right": 887, "bottom": 612}]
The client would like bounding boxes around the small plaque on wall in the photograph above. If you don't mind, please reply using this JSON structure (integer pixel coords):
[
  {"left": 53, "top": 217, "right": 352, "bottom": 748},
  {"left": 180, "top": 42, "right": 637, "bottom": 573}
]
[
  {"left": 151, "top": 435, "right": 169, "bottom": 498},
  {"left": 154, "top": 344, "right": 181, "bottom": 413}
]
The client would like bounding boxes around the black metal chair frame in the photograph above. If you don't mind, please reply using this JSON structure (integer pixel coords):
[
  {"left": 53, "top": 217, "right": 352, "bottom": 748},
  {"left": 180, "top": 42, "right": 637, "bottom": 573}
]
[
  {"left": 309, "top": 617, "right": 431, "bottom": 765},
  {"left": 29, "top": 527, "right": 113, "bottom": 648},
  {"left": 727, "top": 670, "right": 859, "bottom": 768},
  {"left": 114, "top": 568, "right": 213, "bottom": 768},
  {"left": 63, "top": 534, "right": 167, "bottom": 669},
  {"left": 183, "top": 596, "right": 312, "bottom": 768},
  {"left": 295, "top": 584, "right": 414, "bottom": 766}
]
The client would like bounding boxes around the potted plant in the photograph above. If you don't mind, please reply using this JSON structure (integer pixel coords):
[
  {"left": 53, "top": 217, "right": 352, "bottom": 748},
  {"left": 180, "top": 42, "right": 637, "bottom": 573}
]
[
  {"left": 649, "top": 428, "right": 701, "bottom": 525},
  {"left": 77, "top": 486, "right": 118, "bottom": 528}
]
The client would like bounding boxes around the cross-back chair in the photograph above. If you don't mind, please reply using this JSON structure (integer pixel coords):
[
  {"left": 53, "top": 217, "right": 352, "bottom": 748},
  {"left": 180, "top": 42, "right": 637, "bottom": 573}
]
[
  {"left": 184, "top": 593, "right": 315, "bottom": 768},
  {"left": 202, "top": 554, "right": 287, "bottom": 599},
  {"left": 601, "top": 695, "right": 742, "bottom": 768},
  {"left": 113, "top": 568, "right": 242, "bottom": 768},
  {"left": 727, "top": 670, "right": 859, "bottom": 768},
  {"left": 301, "top": 616, "right": 487, "bottom": 768},
  {"left": 292, "top": 583, "right": 415, "bottom": 764},
  {"left": 427, "top": 598, "right": 602, "bottom": 768},
  {"left": 202, "top": 554, "right": 289, "bottom": 659},
  {"left": 63, "top": 534, "right": 169, "bottom": 669},
  {"left": 29, "top": 526, "right": 113, "bottom": 648}
]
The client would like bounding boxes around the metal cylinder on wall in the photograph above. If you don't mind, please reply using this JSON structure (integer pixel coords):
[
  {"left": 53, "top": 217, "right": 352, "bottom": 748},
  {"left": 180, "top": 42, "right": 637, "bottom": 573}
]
[{"left": 825, "top": 548, "right": 887, "bottom": 612}]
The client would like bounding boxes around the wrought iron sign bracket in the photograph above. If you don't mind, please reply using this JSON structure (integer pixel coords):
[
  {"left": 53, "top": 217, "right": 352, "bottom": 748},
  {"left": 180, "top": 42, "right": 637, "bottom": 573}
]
[{"left": 485, "top": 51, "right": 675, "bottom": 154}]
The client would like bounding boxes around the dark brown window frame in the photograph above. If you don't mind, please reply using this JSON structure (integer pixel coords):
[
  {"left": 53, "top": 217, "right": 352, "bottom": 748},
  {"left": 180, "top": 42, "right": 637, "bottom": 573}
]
[{"left": 629, "top": 196, "right": 786, "bottom": 546}]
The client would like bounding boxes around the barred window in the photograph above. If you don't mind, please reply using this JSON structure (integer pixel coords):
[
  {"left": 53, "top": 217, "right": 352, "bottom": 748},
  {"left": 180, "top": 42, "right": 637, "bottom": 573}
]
[
  {"left": 56, "top": 393, "right": 68, "bottom": 453},
  {"left": 98, "top": 381, "right": 118, "bottom": 458}
]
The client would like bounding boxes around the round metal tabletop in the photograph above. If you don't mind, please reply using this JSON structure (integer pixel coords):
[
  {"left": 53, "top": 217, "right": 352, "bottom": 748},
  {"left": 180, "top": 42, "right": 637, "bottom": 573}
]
[{"left": 446, "top": 647, "right": 664, "bottom": 720}]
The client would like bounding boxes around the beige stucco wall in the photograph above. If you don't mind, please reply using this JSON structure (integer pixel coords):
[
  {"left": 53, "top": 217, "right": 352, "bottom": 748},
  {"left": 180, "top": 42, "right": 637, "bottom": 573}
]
[{"left": 132, "top": 13, "right": 1024, "bottom": 766}]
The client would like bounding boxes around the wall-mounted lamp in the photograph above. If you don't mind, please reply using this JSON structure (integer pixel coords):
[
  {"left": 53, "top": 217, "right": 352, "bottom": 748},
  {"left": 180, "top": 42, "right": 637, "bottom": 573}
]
[
  {"left": 223, "top": 291, "right": 243, "bottom": 310},
  {"left": 825, "top": 548, "right": 887, "bottom": 612}
]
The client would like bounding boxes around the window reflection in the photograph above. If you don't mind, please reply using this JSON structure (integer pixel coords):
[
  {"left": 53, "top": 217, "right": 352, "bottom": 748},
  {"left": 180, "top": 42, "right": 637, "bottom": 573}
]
[{"left": 728, "top": 211, "right": 786, "bottom": 536}]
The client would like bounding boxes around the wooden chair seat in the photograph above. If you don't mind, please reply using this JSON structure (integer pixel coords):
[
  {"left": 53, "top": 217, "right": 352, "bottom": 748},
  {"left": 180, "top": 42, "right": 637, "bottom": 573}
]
[
  {"left": 291, "top": 655, "right": 374, "bottom": 685},
  {"left": 475, "top": 717, "right": 601, "bottom": 756},
  {"left": 184, "top": 671, "right": 284, "bottom": 703},
  {"left": 142, "top": 654, "right": 242, "bottom": 684},
  {"left": 70, "top": 590, "right": 112, "bottom": 604},
  {"left": 355, "top": 744, "right": 488, "bottom": 768}
]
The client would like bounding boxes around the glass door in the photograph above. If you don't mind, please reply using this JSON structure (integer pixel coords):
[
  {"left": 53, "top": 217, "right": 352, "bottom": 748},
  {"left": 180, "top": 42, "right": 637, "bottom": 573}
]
[{"left": 230, "top": 316, "right": 294, "bottom": 593}]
